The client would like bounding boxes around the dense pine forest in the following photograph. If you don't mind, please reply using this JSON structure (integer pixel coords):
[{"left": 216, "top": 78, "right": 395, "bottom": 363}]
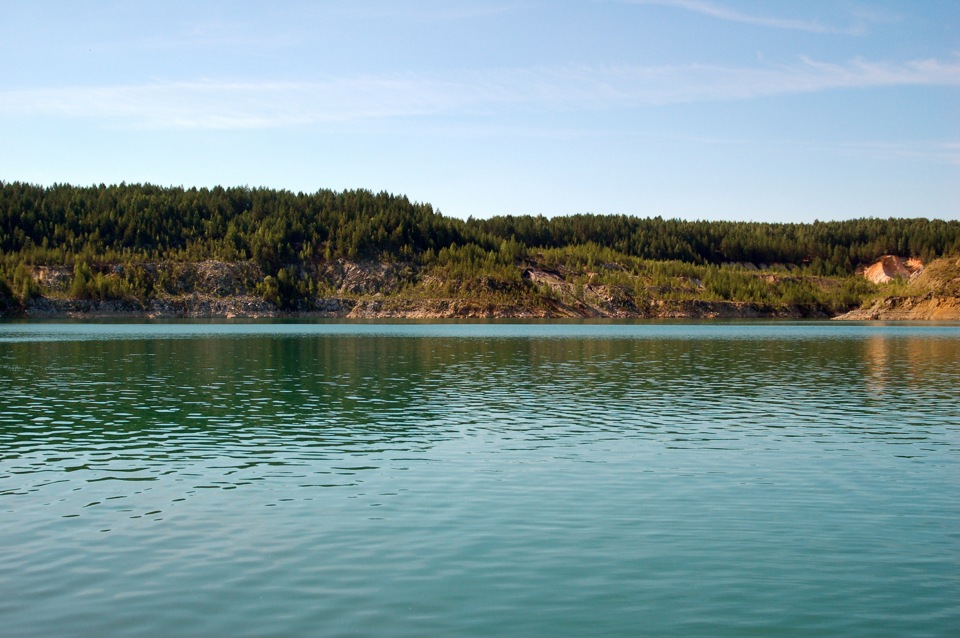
[{"left": 1, "top": 181, "right": 959, "bottom": 315}]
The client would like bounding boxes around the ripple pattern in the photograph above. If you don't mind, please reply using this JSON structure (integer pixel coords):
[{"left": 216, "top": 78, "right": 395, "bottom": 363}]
[{"left": 0, "top": 322, "right": 958, "bottom": 637}]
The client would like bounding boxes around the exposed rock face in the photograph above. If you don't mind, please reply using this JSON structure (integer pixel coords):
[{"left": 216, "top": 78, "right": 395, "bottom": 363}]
[
  {"left": 833, "top": 295, "right": 960, "bottom": 321},
  {"left": 32, "top": 266, "right": 72, "bottom": 291},
  {"left": 836, "top": 256, "right": 960, "bottom": 320},
  {"left": 320, "top": 260, "right": 413, "bottom": 295},
  {"left": 187, "top": 261, "right": 262, "bottom": 296},
  {"left": 860, "top": 255, "right": 923, "bottom": 284},
  {"left": 17, "top": 291, "right": 824, "bottom": 320},
  {"left": 0, "top": 257, "right": 877, "bottom": 320},
  {"left": 341, "top": 298, "right": 821, "bottom": 319},
  {"left": 23, "top": 296, "right": 279, "bottom": 318}
]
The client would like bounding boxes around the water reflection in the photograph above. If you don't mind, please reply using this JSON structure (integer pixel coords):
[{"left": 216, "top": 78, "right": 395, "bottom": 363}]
[
  {"left": 1, "top": 323, "right": 959, "bottom": 637},
  {"left": 3, "top": 328, "right": 959, "bottom": 509}
]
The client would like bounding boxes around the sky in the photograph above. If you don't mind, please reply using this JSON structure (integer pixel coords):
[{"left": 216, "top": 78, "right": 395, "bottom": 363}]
[{"left": 0, "top": 0, "right": 957, "bottom": 222}]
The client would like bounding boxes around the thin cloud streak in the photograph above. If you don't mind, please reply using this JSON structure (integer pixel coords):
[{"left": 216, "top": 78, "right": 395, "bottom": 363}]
[
  {"left": 1, "top": 57, "right": 957, "bottom": 130},
  {"left": 325, "top": 1, "right": 525, "bottom": 23},
  {"left": 614, "top": 0, "right": 871, "bottom": 34},
  {"left": 848, "top": 141, "right": 960, "bottom": 165}
]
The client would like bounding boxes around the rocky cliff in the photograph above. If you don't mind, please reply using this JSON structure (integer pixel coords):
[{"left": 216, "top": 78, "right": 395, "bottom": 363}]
[
  {"left": 859, "top": 255, "right": 923, "bottom": 284},
  {"left": 9, "top": 258, "right": 841, "bottom": 319},
  {"left": 835, "top": 256, "right": 960, "bottom": 320}
]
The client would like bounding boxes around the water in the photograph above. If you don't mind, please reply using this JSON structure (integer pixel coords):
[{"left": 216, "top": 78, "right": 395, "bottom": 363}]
[{"left": 1, "top": 320, "right": 958, "bottom": 637}]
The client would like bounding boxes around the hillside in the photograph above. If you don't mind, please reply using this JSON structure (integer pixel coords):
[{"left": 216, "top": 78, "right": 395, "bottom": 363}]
[
  {"left": 2, "top": 181, "right": 959, "bottom": 319},
  {"left": 11, "top": 256, "right": 871, "bottom": 319},
  {"left": 835, "top": 256, "right": 960, "bottom": 320}
]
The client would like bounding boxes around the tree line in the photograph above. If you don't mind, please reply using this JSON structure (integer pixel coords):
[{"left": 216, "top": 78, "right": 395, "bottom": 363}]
[{"left": 1, "top": 181, "right": 958, "bottom": 309}]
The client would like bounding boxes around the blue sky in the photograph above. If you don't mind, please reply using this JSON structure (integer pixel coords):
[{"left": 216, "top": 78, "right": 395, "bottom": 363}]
[{"left": 1, "top": 0, "right": 957, "bottom": 222}]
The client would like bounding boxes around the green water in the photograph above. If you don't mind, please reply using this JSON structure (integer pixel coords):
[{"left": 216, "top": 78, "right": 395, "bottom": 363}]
[{"left": 1, "top": 321, "right": 958, "bottom": 636}]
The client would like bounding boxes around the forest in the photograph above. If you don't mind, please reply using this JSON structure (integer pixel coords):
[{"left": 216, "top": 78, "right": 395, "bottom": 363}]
[{"left": 1, "top": 181, "right": 958, "bottom": 314}]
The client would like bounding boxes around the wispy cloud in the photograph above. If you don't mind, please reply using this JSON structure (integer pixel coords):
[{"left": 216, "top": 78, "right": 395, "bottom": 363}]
[
  {"left": 841, "top": 141, "right": 960, "bottom": 165},
  {"left": 325, "top": 0, "right": 524, "bottom": 22},
  {"left": 1, "top": 57, "right": 957, "bottom": 130},
  {"left": 612, "top": 0, "right": 881, "bottom": 35},
  {"left": 694, "top": 137, "right": 960, "bottom": 165}
]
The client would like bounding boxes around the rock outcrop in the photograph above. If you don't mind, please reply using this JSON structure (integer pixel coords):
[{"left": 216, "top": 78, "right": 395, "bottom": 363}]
[
  {"left": 834, "top": 295, "right": 960, "bottom": 321},
  {"left": 859, "top": 255, "right": 923, "bottom": 284},
  {"left": 8, "top": 256, "right": 935, "bottom": 320},
  {"left": 835, "top": 256, "right": 960, "bottom": 320}
]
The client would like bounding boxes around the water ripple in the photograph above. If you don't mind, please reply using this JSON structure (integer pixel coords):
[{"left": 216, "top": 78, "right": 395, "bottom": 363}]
[{"left": 0, "top": 322, "right": 958, "bottom": 636}]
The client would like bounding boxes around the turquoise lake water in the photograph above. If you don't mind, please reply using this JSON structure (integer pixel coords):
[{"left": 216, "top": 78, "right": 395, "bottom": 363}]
[{"left": 1, "top": 321, "right": 958, "bottom": 636}]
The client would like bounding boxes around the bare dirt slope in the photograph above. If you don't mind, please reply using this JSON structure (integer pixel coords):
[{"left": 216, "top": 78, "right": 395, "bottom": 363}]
[
  {"left": 860, "top": 255, "right": 923, "bottom": 284},
  {"left": 835, "top": 256, "right": 960, "bottom": 320}
]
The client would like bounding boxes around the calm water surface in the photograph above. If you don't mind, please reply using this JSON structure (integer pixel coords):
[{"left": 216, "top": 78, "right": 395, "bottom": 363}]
[{"left": 1, "top": 321, "right": 958, "bottom": 636}]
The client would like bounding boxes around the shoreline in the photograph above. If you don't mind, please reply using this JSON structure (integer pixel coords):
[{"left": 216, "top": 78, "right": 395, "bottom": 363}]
[{"left": 3, "top": 295, "right": 837, "bottom": 320}]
